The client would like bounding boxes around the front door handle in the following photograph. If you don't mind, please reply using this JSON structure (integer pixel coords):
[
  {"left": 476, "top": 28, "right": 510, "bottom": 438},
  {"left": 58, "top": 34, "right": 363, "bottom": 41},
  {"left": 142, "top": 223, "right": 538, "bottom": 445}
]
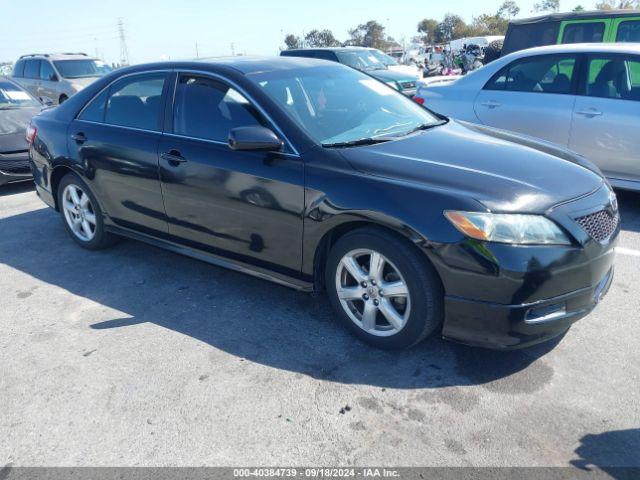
[
  {"left": 161, "top": 149, "right": 188, "bottom": 167},
  {"left": 71, "top": 132, "right": 87, "bottom": 144},
  {"left": 481, "top": 101, "right": 501, "bottom": 109},
  {"left": 575, "top": 108, "right": 603, "bottom": 118}
]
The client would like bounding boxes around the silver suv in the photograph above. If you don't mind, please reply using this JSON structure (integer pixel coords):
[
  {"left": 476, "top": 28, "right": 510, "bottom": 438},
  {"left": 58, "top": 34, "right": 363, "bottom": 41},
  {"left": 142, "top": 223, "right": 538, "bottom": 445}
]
[{"left": 11, "top": 53, "right": 112, "bottom": 105}]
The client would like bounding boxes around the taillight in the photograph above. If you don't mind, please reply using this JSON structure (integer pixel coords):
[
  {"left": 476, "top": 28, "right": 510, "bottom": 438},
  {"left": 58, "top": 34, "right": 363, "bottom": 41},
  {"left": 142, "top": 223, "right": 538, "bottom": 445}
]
[
  {"left": 26, "top": 123, "right": 37, "bottom": 145},
  {"left": 413, "top": 96, "right": 425, "bottom": 105}
]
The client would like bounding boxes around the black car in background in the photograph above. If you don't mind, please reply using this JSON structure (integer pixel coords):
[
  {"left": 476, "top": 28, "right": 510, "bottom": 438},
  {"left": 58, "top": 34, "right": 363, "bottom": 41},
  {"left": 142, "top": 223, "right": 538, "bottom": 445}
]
[
  {"left": 27, "top": 57, "right": 618, "bottom": 350},
  {"left": 281, "top": 47, "right": 418, "bottom": 96},
  {"left": 0, "top": 77, "right": 41, "bottom": 186}
]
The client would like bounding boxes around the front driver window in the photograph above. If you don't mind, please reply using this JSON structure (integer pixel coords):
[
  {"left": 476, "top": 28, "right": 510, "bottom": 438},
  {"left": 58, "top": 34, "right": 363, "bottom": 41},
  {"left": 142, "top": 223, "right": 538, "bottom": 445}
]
[{"left": 173, "top": 75, "right": 264, "bottom": 142}]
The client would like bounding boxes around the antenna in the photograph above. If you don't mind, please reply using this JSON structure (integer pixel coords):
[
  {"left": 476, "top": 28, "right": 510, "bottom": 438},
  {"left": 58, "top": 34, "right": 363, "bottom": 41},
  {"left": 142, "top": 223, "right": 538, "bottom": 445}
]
[{"left": 117, "top": 17, "right": 130, "bottom": 66}]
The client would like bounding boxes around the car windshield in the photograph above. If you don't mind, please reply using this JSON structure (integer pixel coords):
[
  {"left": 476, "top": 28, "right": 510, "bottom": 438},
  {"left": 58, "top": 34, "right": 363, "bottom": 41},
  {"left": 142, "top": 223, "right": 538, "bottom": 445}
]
[
  {"left": 335, "top": 50, "right": 387, "bottom": 71},
  {"left": 369, "top": 50, "right": 399, "bottom": 67},
  {"left": 53, "top": 59, "right": 112, "bottom": 79},
  {"left": 249, "top": 65, "right": 443, "bottom": 147},
  {"left": 0, "top": 80, "right": 40, "bottom": 108}
]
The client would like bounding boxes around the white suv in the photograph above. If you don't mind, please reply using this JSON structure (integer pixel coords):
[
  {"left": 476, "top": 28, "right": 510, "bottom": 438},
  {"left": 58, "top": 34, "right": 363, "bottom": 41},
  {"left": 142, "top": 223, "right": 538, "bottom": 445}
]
[{"left": 12, "top": 53, "right": 112, "bottom": 105}]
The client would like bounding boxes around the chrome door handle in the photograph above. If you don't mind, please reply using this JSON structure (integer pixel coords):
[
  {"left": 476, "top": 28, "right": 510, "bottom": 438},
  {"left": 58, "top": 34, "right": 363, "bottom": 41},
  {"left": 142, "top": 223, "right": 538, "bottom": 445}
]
[
  {"left": 576, "top": 109, "right": 603, "bottom": 118},
  {"left": 481, "top": 101, "right": 501, "bottom": 109}
]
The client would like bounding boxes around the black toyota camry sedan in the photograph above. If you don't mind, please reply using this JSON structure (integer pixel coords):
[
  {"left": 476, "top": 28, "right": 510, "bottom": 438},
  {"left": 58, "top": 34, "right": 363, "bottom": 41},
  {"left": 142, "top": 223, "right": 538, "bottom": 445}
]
[{"left": 27, "top": 57, "right": 619, "bottom": 350}]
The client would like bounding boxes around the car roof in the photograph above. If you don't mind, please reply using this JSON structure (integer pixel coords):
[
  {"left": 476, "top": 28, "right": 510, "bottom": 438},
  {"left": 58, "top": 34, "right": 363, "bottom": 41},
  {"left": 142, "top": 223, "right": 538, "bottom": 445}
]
[
  {"left": 18, "top": 53, "right": 95, "bottom": 61},
  {"left": 511, "top": 9, "right": 640, "bottom": 25},
  {"left": 510, "top": 42, "right": 640, "bottom": 57},
  {"left": 283, "top": 46, "right": 377, "bottom": 52},
  {"left": 118, "top": 56, "right": 344, "bottom": 76}
]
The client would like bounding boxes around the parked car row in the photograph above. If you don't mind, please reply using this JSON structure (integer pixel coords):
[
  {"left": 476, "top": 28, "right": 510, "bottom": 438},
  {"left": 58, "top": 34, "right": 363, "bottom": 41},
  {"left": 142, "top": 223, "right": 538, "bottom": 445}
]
[
  {"left": 415, "top": 43, "right": 640, "bottom": 192},
  {"left": 11, "top": 53, "right": 112, "bottom": 105},
  {"left": 0, "top": 78, "right": 43, "bottom": 186},
  {"left": 281, "top": 47, "right": 420, "bottom": 96},
  {"left": 26, "top": 56, "right": 619, "bottom": 351}
]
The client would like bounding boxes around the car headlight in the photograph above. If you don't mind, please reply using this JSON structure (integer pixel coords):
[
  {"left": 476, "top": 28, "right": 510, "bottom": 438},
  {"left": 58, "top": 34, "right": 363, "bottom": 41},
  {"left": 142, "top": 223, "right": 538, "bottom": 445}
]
[
  {"left": 386, "top": 81, "right": 400, "bottom": 90},
  {"left": 444, "top": 211, "right": 571, "bottom": 245}
]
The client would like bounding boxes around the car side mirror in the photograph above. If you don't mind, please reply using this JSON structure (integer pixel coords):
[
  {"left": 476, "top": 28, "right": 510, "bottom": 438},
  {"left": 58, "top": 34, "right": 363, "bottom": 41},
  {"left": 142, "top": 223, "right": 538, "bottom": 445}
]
[
  {"left": 49, "top": 73, "right": 58, "bottom": 82},
  {"left": 228, "top": 126, "right": 283, "bottom": 152}
]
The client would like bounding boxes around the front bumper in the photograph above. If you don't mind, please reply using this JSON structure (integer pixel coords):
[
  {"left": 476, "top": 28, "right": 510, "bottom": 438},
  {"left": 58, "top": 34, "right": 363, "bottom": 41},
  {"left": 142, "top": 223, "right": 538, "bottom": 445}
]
[
  {"left": 442, "top": 267, "right": 614, "bottom": 349},
  {"left": 430, "top": 183, "right": 619, "bottom": 350},
  {"left": 0, "top": 151, "right": 32, "bottom": 186}
]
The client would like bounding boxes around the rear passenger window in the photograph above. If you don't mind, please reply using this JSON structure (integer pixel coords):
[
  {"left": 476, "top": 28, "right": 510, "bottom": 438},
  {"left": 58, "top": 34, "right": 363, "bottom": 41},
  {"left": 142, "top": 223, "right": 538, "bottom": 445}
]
[
  {"left": 562, "top": 22, "right": 605, "bottom": 44},
  {"left": 585, "top": 56, "right": 640, "bottom": 101},
  {"left": 79, "top": 89, "right": 108, "bottom": 122},
  {"left": 485, "top": 55, "right": 576, "bottom": 94},
  {"left": 23, "top": 59, "right": 41, "bottom": 79},
  {"left": 103, "top": 74, "right": 167, "bottom": 131},
  {"left": 173, "top": 75, "right": 265, "bottom": 142},
  {"left": 616, "top": 21, "right": 640, "bottom": 42}
]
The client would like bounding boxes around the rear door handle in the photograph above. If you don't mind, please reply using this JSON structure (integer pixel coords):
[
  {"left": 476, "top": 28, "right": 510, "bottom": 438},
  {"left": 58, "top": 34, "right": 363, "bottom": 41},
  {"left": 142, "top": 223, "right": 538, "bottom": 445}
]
[
  {"left": 575, "top": 109, "right": 603, "bottom": 118},
  {"left": 71, "top": 132, "right": 87, "bottom": 144},
  {"left": 161, "top": 149, "right": 188, "bottom": 167},
  {"left": 481, "top": 101, "right": 501, "bottom": 109}
]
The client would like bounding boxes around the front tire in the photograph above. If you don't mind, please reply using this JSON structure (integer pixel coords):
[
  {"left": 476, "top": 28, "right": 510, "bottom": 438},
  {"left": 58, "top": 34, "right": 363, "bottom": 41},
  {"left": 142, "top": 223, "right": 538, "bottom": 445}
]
[
  {"left": 326, "top": 227, "right": 443, "bottom": 350},
  {"left": 57, "top": 173, "right": 116, "bottom": 250}
]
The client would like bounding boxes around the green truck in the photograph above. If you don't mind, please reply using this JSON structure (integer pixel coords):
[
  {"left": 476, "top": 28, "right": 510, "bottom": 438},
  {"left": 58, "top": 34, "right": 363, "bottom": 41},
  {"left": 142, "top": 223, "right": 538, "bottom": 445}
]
[{"left": 485, "top": 10, "right": 640, "bottom": 62}]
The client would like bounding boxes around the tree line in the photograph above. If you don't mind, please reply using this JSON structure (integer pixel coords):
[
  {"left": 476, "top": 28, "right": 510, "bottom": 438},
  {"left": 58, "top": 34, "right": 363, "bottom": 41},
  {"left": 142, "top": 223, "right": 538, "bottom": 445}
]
[{"left": 283, "top": 0, "right": 640, "bottom": 50}]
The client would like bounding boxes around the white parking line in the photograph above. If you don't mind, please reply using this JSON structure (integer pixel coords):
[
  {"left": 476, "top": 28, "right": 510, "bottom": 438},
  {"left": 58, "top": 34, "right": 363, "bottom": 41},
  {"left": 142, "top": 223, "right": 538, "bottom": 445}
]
[{"left": 617, "top": 247, "right": 640, "bottom": 257}]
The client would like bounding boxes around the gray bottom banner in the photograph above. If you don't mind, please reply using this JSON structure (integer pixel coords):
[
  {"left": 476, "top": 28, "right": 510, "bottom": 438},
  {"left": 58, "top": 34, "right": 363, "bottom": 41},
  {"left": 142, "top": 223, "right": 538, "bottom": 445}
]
[{"left": 1, "top": 467, "right": 639, "bottom": 480}]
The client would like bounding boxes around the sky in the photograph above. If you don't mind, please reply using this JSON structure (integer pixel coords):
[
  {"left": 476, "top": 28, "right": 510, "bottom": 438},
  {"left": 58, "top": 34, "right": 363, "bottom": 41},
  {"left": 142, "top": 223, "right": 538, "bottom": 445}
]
[{"left": 0, "top": 0, "right": 604, "bottom": 65}]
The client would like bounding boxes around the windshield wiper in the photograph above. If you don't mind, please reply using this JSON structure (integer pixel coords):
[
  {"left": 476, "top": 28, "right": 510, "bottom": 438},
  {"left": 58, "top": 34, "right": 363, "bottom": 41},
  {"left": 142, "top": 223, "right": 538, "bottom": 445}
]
[
  {"left": 400, "top": 120, "right": 448, "bottom": 137},
  {"left": 322, "top": 137, "right": 393, "bottom": 148}
]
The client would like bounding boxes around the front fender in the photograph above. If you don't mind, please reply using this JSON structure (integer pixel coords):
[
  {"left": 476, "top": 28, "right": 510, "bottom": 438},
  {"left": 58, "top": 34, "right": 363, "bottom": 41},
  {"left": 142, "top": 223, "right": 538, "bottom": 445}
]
[{"left": 301, "top": 149, "right": 483, "bottom": 279}]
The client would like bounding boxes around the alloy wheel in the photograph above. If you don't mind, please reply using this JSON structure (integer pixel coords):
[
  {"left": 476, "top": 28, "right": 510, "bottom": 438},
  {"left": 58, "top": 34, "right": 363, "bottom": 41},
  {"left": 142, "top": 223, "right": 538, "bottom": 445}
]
[
  {"left": 335, "top": 248, "right": 411, "bottom": 337},
  {"left": 62, "top": 184, "right": 97, "bottom": 242}
]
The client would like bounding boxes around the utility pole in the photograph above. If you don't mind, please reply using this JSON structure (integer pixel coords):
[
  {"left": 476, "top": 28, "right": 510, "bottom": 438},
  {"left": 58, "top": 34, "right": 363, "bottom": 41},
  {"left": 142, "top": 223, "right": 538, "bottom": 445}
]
[
  {"left": 117, "top": 17, "right": 130, "bottom": 66},
  {"left": 195, "top": 42, "right": 199, "bottom": 58},
  {"left": 230, "top": 42, "right": 236, "bottom": 56}
]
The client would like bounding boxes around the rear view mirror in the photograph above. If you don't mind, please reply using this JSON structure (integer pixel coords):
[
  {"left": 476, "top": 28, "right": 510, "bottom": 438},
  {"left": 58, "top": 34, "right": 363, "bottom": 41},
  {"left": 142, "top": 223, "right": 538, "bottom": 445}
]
[{"left": 228, "top": 126, "right": 283, "bottom": 152}]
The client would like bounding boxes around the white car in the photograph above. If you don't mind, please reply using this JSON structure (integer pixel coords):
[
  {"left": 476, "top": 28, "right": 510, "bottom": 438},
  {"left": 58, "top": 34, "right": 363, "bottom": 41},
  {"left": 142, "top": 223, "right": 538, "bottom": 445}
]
[{"left": 415, "top": 43, "right": 640, "bottom": 191}]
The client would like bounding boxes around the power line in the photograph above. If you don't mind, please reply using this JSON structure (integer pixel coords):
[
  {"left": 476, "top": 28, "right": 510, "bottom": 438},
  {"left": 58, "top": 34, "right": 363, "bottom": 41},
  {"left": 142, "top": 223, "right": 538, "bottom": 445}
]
[{"left": 117, "top": 17, "right": 130, "bottom": 66}]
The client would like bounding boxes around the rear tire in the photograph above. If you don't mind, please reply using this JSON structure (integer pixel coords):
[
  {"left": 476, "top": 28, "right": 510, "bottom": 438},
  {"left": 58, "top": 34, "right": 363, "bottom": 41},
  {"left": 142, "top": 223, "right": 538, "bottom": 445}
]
[
  {"left": 57, "top": 173, "right": 117, "bottom": 250},
  {"left": 325, "top": 227, "right": 443, "bottom": 350},
  {"left": 483, "top": 40, "right": 503, "bottom": 65}
]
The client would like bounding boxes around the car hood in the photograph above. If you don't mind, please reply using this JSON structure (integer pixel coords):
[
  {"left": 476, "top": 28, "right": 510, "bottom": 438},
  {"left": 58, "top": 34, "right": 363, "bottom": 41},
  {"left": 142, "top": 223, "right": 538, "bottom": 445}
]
[
  {"left": 0, "top": 106, "right": 40, "bottom": 152},
  {"left": 339, "top": 120, "right": 604, "bottom": 213},
  {"left": 367, "top": 68, "right": 416, "bottom": 83}
]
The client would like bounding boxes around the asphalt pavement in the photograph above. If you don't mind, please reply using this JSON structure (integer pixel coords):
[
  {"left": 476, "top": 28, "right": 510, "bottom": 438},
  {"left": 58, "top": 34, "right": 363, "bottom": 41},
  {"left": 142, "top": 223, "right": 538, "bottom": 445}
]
[{"left": 0, "top": 183, "right": 638, "bottom": 468}]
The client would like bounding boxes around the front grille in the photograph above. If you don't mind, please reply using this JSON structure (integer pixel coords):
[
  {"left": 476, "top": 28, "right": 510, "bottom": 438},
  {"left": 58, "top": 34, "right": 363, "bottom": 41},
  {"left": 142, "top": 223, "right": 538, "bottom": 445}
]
[
  {"left": 0, "top": 151, "right": 31, "bottom": 174},
  {"left": 400, "top": 81, "right": 416, "bottom": 90},
  {"left": 576, "top": 209, "right": 619, "bottom": 243}
]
